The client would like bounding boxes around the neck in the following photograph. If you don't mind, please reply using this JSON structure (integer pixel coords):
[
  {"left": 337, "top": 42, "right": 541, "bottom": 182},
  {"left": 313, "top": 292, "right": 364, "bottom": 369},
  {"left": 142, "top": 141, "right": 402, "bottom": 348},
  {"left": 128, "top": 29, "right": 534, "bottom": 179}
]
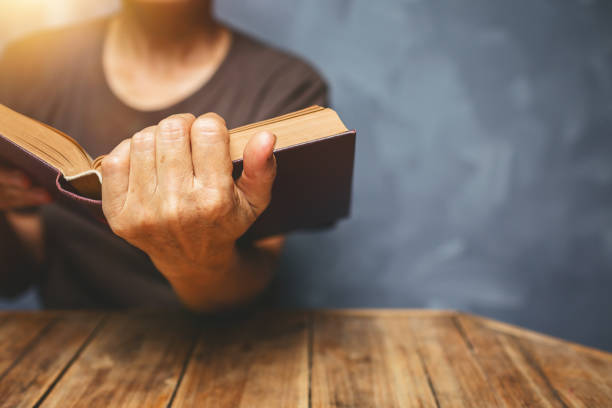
[
  {"left": 104, "top": 0, "right": 232, "bottom": 111},
  {"left": 116, "top": 0, "right": 219, "bottom": 58}
]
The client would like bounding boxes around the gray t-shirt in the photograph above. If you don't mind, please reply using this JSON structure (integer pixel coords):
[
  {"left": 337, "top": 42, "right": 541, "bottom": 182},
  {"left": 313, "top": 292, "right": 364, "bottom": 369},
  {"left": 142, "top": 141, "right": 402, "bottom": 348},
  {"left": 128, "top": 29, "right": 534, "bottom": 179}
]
[{"left": 0, "top": 18, "right": 328, "bottom": 308}]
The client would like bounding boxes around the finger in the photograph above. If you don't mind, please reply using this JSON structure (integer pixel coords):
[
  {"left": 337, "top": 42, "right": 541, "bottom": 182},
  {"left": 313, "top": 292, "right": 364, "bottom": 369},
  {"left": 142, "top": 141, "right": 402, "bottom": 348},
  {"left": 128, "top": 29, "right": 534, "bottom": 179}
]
[
  {"left": 129, "top": 126, "right": 157, "bottom": 198},
  {"left": 0, "top": 187, "right": 50, "bottom": 209},
  {"left": 101, "top": 138, "right": 131, "bottom": 218},
  {"left": 190, "top": 113, "right": 233, "bottom": 190},
  {"left": 236, "top": 131, "right": 277, "bottom": 216},
  {"left": 155, "top": 114, "right": 195, "bottom": 192},
  {"left": 22, "top": 187, "right": 52, "bottom": 203},
  {"left": 0, "top": 169, "right": 31, "bottom": 189}
]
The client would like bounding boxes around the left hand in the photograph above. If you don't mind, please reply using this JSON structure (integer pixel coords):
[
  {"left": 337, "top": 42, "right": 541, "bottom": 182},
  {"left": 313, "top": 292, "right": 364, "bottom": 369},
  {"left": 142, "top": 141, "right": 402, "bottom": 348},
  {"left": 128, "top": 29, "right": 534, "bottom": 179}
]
[{"left": 101, "top": 113, "right": 277, "bottom": 279}]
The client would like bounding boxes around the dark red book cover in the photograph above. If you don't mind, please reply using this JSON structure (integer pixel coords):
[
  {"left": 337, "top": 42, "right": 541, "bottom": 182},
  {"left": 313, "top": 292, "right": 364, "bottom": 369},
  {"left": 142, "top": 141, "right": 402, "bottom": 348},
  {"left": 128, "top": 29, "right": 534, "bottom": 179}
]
[{"left": 0, "top": 129, "right": 355, "bottom": 239}]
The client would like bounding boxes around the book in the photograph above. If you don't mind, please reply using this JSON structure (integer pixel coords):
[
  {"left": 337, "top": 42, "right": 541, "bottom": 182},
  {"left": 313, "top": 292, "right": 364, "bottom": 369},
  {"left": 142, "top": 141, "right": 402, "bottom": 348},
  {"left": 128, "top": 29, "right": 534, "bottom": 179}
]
[{"left": 0, "top": 104, "right": 355, "bottom": 239}]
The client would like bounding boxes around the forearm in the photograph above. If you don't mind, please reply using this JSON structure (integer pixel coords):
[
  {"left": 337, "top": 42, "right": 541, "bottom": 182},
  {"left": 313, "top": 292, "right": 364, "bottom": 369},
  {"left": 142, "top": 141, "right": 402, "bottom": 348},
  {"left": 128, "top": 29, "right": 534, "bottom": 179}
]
[
  {"left": 152, "top": 236, "right": 284, "bottom": 313},
  {"left": 0, "top": 211, "right": 39, "bottom": 297}
]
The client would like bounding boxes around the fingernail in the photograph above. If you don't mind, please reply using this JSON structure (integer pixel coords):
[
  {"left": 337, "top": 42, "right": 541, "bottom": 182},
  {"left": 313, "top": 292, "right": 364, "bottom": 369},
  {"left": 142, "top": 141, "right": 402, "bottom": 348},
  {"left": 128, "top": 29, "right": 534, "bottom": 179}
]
[{"left": 266, "top": 152, "right": 275, "bottom": 167}]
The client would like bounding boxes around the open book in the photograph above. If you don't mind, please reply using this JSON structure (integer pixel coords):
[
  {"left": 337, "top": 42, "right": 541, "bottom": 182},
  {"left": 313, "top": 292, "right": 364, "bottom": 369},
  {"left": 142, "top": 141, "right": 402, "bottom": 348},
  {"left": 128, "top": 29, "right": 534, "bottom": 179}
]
[{"left": 0, "top": 104, "right": 355, "bottom": 239}]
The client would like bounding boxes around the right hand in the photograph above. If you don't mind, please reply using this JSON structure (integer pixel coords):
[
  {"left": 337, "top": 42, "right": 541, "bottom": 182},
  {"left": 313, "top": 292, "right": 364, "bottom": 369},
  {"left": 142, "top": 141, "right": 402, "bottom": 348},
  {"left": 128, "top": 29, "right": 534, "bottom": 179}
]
[{"left": 0, "top": 165, "right": 51, "bottom": 211}]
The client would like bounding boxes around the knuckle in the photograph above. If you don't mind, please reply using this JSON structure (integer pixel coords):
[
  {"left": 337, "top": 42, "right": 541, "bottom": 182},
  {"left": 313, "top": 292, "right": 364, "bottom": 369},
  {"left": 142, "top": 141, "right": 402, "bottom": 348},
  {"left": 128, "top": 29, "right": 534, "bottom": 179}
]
[
  {"left": 112, "top": 138, "right": 131, "bottom": 154},
  {"left": 132, "top": 130, "right": 152, "bottom": 143},
  {"left": 192, "top": 115, "right": 226, "bottom": 137},
  {"left": 159, "top": 117, "right": 189, "bottom": 139},
  {"left": 131, "top": 131, "right": 155, "bottom": 151},
  {"left": 179, "top": 113, "right": 196, "bottom": 122},
  {"left": 131, "top": 131, "right": 145, "bottom": 142},
  {"left": 110, "top": 207, "right": 157, "bottom": 238},
  {"left": 101, "top": 155, "right": 122, "bottom": 173},
  {"left": 201, "top": 112, "right": 226, "bottom": 125}
]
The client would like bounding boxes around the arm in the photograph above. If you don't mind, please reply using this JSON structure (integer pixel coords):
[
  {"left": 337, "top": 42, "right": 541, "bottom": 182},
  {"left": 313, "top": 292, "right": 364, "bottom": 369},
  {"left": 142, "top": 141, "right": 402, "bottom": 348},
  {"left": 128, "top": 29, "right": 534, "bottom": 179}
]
[
  {"left": 155, "top": 235, "right": 284, "bottom": 312},
  {"left": 101, "top": 113, "right": 281, "bottom": 313},
  {"left": 0, "top": 167, "right": 49, "bottom": 297}
]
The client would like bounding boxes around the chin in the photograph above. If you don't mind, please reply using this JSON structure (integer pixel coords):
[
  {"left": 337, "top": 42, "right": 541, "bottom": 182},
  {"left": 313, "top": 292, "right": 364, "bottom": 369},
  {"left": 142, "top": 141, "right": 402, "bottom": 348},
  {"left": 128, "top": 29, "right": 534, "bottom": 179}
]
[{"left": 125, "top": 0, "right": 209, "bottom": 4}]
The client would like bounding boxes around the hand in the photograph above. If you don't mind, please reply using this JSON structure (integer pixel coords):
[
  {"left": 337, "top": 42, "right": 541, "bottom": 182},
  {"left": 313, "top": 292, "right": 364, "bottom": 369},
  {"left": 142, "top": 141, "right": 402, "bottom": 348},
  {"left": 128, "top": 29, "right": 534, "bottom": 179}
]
[
  {"left": 100, "top": 113, "right": 277, "bottom": 281},
  {"left": 0, "top": 165, "right": 51, "bottom": 211}
]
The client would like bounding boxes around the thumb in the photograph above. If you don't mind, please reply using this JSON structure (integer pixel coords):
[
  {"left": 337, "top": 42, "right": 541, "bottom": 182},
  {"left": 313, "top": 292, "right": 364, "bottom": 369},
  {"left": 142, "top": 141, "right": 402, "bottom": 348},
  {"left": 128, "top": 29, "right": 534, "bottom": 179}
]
[{"left": 236, "top": 131, "right": 277, "bottom": 217}]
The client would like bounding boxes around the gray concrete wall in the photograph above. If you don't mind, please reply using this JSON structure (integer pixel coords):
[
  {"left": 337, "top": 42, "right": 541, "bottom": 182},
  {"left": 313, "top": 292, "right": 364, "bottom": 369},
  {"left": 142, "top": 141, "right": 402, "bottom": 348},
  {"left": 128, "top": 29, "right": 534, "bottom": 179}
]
[{"left": 216, "top": 0, "right": 612, "bottom": 351}]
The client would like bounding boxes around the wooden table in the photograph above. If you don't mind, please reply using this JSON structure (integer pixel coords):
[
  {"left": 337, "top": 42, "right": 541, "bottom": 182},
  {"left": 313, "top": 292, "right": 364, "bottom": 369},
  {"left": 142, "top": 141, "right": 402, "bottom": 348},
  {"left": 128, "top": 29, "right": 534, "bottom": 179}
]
[{"left": 0, "top": 310, "right": 610, "bottom": 407}]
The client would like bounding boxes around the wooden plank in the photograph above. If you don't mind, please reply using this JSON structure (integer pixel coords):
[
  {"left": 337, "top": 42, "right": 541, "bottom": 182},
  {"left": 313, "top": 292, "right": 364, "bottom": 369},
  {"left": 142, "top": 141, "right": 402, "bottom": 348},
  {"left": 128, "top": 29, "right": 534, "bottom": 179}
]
[
  {"left": 473, "top": 314, "right": 612, "bottom": 406},
  {"left": 0, "top": 313, "right": 54, "bottom": 377},
  {"left": 311, "top": 312, "right": 438, "bottom": 408},
  {"left": 40, "top": 312, "right": 198, "bottom": 408},
  {"left": 0, "top": 312, "right": 103, "bottom": 407},
  {"left": 514, "top": 334, "right": 612, "bottom": 407},
  {"left": 171, "top": 311, "right": 309, "bottom": 408},
  {"left": 455, "top": 314, "right": 566, "bottom": 407},
  {"left": 406, "top": 314, "right": 503, "bottom": 407},
  {"left": 0, "top": 309, "right": 609, "bottom": 408},
  {"left": 576, "top": 348, "right": 612, "bottom": 390},
  {"left": 312, "top": 309, "right": 457, "bottom": 318},
  {"left": 474, "top": 314, "right": 612, "bottom": 363}
]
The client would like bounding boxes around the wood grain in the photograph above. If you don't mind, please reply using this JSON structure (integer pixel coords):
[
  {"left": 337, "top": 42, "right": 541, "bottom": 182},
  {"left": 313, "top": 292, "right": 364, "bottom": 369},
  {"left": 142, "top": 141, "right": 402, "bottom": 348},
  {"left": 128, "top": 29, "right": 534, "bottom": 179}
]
[
  {"left": 0, "top": 313, "right": 54, "bottom": 377},
  {"left": 0, "top": 312, "right": 103, "bottom": 407},
  {"left": 475, "top": 314, "right": 612, "bottom": 365},
  {"left": 455, "top": 314, "right": 566, "bottom": 407},
  {"left": 0, "top": 310, "right": 610, "bottom": 407},
  {"left": 39, "top": 312, "right": 198, "bottom": 408},
  {"left": 311, "top": 312, "right": 438, "bottom": 407},
  {"left": 514, "top": 334, "right": 612, "bottom": 407},
  {"left": 171, "top": 311, "right": 309, "bottom": 408},
  {"left": 405, "top": 313, "right": 503, "bottom": 407},
  {"left": 474, "top": 314, "right": 612, "bottom": 407}
]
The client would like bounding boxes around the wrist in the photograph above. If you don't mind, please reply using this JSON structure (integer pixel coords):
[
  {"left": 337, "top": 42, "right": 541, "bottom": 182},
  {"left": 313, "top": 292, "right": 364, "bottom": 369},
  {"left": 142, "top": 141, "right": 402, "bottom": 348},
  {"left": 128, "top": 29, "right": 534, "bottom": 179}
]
[
  {"left": 153, "top": 244, "right": 244, "bottom": 313},
  {"left": 149, "top": 240, "right": 237, "bottom": 282}
]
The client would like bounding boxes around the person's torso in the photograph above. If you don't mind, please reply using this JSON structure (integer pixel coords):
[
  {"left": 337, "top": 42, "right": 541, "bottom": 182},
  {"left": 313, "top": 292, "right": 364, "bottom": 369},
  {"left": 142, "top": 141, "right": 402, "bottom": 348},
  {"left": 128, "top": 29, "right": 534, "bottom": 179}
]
[{"left": 0, "top": 18, "right": 327, "bottom": 308}]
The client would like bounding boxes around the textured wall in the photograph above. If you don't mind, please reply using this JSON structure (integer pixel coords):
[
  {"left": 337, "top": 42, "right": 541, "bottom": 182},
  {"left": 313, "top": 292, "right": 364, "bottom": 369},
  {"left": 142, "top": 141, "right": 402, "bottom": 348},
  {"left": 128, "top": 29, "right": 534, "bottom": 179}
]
[
  {"left": 1, "top": 1, "right": 611, "bottom": 350},
  {"left": 216, "top": 0, "right": 612, "bottom": 351}
]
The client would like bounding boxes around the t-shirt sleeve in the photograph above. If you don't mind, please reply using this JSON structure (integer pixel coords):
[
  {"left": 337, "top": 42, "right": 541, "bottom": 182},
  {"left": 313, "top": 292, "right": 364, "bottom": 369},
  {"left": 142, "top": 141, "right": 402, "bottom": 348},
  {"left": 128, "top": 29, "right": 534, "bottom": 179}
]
[{"left": 251, "top": 58, "right": 329, "bottom": 121}]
